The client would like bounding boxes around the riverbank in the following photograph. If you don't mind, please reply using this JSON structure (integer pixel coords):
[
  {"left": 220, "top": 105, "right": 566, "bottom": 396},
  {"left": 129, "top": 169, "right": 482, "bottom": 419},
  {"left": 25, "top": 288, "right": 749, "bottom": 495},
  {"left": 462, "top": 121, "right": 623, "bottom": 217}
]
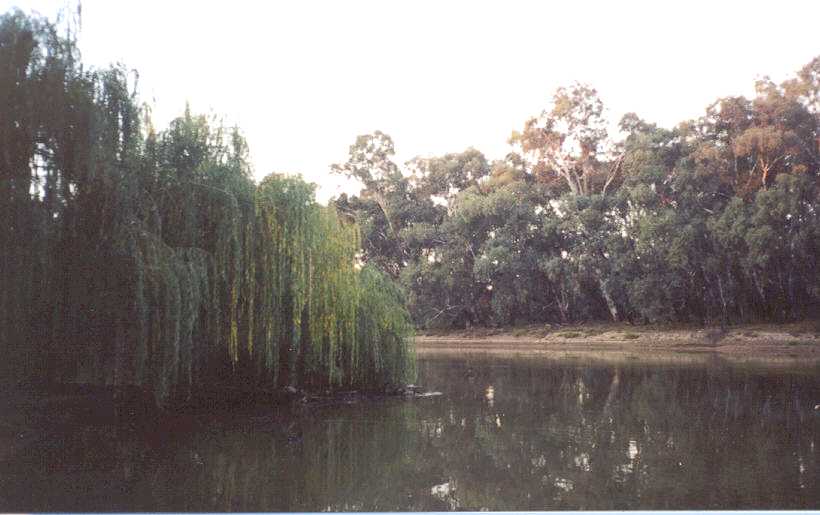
[{"left": 415, "top": 321, "right": 820, "bottom": 367}]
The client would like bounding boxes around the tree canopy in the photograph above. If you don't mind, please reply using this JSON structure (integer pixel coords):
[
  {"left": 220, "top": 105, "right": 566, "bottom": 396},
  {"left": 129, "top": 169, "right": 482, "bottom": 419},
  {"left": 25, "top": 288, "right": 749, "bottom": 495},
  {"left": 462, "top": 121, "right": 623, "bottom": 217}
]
[
  {"left": 334, "top": 59, "right": 819, "bottom": 329},
  {"left": 0, "top": 10, "right": 415, "bottom": 402},
  {"left": 2, "top": 9, "right": 818, "bottom": 402}
]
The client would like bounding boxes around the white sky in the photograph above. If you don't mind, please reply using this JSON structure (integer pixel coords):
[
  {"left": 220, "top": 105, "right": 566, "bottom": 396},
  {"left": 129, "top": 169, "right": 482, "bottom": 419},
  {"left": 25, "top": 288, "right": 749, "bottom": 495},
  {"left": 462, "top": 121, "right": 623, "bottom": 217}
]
[{"left": 5, "top": 0, "right": 820, "bottom": 202}]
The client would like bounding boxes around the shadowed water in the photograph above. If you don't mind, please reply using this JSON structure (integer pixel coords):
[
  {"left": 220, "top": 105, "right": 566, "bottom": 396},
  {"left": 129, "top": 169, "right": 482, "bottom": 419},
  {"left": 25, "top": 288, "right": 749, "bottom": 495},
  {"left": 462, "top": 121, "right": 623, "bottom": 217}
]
[{"left": 1, "top": 356, "right": 818, "bottom": 511}]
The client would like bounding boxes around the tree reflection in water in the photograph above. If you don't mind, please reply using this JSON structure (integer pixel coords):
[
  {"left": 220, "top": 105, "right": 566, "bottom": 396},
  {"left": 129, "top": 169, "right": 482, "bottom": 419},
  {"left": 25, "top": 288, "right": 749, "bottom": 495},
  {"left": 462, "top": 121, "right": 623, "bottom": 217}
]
[{"left": 2, "top": 357, "right": 817, "bottom": 511}]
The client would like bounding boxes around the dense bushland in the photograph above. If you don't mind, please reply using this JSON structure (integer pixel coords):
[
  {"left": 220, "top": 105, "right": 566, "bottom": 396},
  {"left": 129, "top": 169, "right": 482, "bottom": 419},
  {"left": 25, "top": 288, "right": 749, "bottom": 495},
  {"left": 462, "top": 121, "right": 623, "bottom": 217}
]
[{"left": 333, "top": 62, "right": 820, "bottom": 328}]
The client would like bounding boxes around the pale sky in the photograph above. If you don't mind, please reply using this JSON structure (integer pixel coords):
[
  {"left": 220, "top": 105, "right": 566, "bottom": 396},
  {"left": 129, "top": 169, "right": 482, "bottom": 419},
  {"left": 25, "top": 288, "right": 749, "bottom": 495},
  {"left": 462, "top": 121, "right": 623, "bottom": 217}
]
[{"left": 5, "top": 0, "right": 820, "bottom": 202}]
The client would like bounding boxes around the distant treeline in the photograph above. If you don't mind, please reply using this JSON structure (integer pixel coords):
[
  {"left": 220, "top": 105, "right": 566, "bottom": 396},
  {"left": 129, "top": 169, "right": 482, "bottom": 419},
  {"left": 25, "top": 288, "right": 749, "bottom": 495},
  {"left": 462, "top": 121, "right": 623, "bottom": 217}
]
[
  {"left": 332, "top": 62, "right": 820, "bottom": 328},
  {"left": 0, "top": 11, "right": 414, "bottom": 402}
]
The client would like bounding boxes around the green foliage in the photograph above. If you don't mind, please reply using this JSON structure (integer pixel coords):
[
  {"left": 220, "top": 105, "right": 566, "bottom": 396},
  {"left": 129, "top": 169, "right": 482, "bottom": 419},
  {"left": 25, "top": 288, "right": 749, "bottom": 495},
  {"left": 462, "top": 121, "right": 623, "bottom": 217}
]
[
  {"left": 250, "top": 174, "right": 409, "bottom": 390},
  {"left": 355, "top": 266, "right": 416, "bottom": 388},
  {"left": 2, "top": 8, "right": 818, "bottom": 398},
  {"left": 335, "top": 56, "right": 819, "bottom": 329},
  {"left": 0, "top": 10, "right": 415, "bottom": 401}
]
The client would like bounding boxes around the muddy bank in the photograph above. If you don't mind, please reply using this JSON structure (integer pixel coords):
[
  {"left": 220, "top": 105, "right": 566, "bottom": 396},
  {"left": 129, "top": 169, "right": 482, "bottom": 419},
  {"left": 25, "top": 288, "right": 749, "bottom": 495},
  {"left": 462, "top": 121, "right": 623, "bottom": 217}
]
[{"left": 416, "top": 321, "right": 820, "bottom": 368}]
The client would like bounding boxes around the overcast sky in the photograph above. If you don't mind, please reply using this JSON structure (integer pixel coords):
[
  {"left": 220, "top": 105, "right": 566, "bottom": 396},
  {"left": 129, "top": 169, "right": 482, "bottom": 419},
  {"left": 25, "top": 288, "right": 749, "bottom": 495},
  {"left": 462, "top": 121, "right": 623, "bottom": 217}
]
[{"left": 5, "top": 0, "right": 820, "bottom": 201}]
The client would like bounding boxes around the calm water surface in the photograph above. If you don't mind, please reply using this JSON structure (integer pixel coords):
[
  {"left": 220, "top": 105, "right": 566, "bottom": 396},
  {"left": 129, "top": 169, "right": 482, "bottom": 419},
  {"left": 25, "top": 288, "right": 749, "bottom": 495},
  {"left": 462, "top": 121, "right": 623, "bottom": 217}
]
[{"left": 2, "top": 355, "right": 818, "bottom": 511}]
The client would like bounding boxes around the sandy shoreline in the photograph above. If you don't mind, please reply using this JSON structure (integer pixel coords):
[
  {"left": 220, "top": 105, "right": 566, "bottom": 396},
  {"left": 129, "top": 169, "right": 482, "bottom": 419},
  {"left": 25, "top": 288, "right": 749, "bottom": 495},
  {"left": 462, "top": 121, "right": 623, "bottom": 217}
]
[{"left": 414, "top": 322, "right": 820, "bottom": 368}]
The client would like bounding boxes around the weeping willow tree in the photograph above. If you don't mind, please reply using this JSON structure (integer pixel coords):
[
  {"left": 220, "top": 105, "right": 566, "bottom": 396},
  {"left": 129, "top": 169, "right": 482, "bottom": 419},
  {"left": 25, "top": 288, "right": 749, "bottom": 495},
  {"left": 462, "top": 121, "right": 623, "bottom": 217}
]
[
  {"left": 250, "top": 174, "right": 413, "bottom": 391},
  {"left": 302, "top": 202, "right": 360, "bottom": 388},
  {"left": 354, "top": 265, "right": 417, "bottom": 388},
  {"left": 0, "top": 9, "right": 415, "bottom": 404},
  {"left": 251, "top": 175, "right": 317, "bottom": 387}
]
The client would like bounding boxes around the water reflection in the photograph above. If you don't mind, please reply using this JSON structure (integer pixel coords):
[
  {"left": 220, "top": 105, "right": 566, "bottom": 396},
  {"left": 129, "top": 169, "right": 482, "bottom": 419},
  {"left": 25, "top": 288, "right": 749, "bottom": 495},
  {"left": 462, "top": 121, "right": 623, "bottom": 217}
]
[
  {"left": 413, "top": 358, "right": 818, "bottom": 510},
  {"left": 2, "top": 357, "right": 817, "bottom": 511}
]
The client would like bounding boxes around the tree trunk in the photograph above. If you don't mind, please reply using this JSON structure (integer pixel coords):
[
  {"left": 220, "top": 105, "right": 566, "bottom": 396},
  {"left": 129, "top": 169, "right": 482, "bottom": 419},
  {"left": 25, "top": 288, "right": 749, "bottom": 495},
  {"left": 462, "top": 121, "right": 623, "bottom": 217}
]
[
  {"left": 556, "top": 288, "right": 569, "bottom": 323},
  {"left": 760, "top": 159, "right": 771, "bottom": 190},
  {"left": 598, "top": 277, "right": 619, "bottom": 322},
  {"left": 717, "top": 275, "right": 728, "bottom": 324}
]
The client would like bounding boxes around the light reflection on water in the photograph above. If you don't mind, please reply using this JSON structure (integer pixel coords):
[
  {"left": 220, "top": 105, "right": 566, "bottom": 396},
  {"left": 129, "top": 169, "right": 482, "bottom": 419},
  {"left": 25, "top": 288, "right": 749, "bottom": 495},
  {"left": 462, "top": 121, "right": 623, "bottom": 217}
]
[{"left": 2, "top": 356, "right": 818, "bottom": 511}]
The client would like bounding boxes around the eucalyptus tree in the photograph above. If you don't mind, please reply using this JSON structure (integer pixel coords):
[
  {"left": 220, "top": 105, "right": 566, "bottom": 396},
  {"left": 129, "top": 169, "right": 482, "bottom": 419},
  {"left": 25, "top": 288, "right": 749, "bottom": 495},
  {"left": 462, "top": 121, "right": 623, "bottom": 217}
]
[
  {"left": 407, "top": 148, "right": 491, "bottom": 199},
  {"left": 470, "top": 180, "right": 557, "bottom": 325},
  {"left": 508, "top": 84, "right": 630, "bottom": 321},
  {"left": 400, "top": 185, "right": 491, "bottom": 328},
  {"left": 331, "top": 132, "right": 409, "bottom": 276},
  {"left": 783, "top": 56, "right": 820, "bottom": 114},
  {"left": 511, "top": 84, "right": 624, "bottom": 197}
]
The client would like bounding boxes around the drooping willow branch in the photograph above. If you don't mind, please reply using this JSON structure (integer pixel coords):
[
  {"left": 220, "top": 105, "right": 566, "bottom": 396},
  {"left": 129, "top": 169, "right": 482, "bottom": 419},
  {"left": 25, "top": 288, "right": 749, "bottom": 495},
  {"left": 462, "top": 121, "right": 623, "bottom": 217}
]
[{"left": 0, "top": 10, "right": 415, "bottom": 403}]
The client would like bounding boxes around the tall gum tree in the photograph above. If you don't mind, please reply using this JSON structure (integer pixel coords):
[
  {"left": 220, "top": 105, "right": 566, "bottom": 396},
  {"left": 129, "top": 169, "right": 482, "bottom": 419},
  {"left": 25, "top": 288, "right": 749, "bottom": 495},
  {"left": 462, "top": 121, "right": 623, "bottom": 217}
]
[
  {"left": 511, "top": 83, "right": 624, "bottom": 197},
  {"left": 511, "top": 84, "right": 627, "bottom": 321}
]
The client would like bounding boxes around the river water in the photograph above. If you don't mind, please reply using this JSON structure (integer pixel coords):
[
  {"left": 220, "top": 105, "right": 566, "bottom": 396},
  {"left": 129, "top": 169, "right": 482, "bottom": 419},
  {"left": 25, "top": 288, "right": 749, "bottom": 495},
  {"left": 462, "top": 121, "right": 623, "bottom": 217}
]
[{"left": 2, "top": 354, "right": 818, "bottom": 511}]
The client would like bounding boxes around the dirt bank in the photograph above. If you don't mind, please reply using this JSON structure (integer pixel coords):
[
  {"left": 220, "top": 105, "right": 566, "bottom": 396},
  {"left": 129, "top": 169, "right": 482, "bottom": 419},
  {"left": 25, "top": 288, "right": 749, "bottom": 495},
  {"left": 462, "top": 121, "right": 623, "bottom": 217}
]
[{"left": 415, "top": 321, "right": 820, "bottom": 368}]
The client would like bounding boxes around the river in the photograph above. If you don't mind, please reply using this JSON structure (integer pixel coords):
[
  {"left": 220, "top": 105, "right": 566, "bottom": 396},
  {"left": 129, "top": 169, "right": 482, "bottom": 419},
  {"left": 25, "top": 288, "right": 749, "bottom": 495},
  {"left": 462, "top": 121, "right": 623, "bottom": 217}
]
[{"left": 2, "top": 354, "right": 817, "bottom": 510}]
